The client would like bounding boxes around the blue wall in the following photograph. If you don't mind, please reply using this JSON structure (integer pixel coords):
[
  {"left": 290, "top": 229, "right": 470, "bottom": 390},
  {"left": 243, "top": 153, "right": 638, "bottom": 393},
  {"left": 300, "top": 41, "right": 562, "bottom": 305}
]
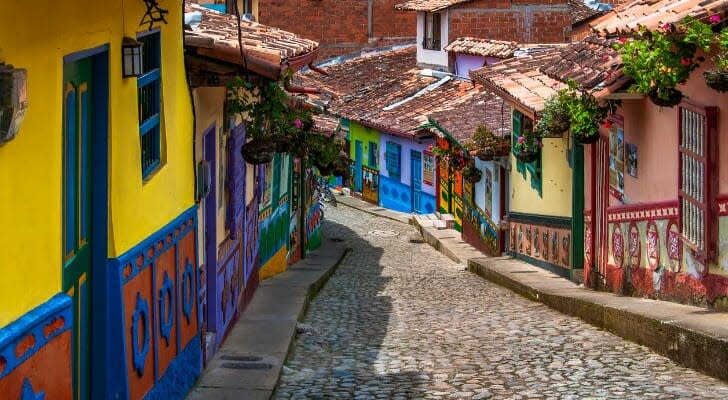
[{"left": 380, "top": 175, "right": 412, "bottom": 212}]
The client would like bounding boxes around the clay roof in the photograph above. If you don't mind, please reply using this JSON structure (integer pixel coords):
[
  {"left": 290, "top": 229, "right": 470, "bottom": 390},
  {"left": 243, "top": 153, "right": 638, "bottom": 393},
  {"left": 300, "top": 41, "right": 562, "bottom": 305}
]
[
  {"left": 571, "top": 0, "right": 606, "bottom": 25},
  {"left": 590, "top": 0, "right": 728, "bottom": 35},
  {"left": 444, "top": 37, "right": 519, "bottom": 58},
  {"left": 469, "top": 37, "right": 626, "bottom": 114},
  {"left": 312, "top": 114, "right": 340, "bottom": 137},
  {"left": 394, "top": 0, "right": 472, "bottom": 12},
  {"left": 429, "top": 92, "right": 511, "bottom": 145},
  {"left": 184, "top": 3, "right": 319, "bottom": 80},
  {"left": 297, "top": 46, "right": 499, "bottom": 139}
]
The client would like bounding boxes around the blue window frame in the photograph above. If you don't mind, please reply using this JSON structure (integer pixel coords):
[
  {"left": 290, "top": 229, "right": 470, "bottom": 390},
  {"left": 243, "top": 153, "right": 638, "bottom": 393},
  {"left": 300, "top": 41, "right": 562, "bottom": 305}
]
[
  {"left": 386, "top": 141, "right": 401, "bottom": 180},
  {"left": 137, "top": 30, "right": 161, "bottom": 178},
  {"left": 368, "top": 141, "right": 378, "bottom": 169}
]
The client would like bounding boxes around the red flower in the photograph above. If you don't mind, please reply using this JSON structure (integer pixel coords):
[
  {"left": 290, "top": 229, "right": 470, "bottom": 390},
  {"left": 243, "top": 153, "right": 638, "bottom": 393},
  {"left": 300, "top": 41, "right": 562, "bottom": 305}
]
[
  {"left": 661, "top": 23, "right": 671, "bottom": 31},
  {"left": 603, "top": 120, "right": 612, "bottom": 129},
  {"left": 618, "top": 37, "right": 627, "bottom": 44},
  {"left": 680, "top": 58, "right": 691, "bottom": 66},
  {"left": 601, "top": 55, "right": 610, "bottom": 62}
]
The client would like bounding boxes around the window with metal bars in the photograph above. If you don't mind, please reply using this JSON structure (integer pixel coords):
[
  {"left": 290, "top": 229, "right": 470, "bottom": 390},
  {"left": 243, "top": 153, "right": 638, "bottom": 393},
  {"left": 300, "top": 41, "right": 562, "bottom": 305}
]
[
  {"left": 137, "top": 30, "right": 162, "bottom": 178},
  {"left": 678, "top": 104, "right": 717, "bottom": 264}
]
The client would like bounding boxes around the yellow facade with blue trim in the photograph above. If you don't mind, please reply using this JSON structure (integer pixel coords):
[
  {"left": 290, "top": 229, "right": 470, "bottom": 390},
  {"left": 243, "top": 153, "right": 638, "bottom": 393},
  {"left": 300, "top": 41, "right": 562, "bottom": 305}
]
[{"left": 0, "top": 1, "right": 199, "bottom": 398}]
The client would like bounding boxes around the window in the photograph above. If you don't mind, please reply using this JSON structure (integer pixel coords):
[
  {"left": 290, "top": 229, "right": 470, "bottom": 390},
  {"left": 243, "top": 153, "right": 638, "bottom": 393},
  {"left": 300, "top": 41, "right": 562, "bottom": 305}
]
[
  {"left": 386, "top": 141, "right": 401, "bottom": 180},
  {"left": 678, "top": 105, "right": 717, "bottom": 264},
  {"left": 423, "top": 12, "right": 441, "bottom": 50},
  {"left": 511, "top": 110, "right": 541, "bottom": 196},
  {"left": 368, "top": 141, "right": 378, "bottom": 168},
  {"left": 137, "top": 30, "right": 162, "bottom": 178}
]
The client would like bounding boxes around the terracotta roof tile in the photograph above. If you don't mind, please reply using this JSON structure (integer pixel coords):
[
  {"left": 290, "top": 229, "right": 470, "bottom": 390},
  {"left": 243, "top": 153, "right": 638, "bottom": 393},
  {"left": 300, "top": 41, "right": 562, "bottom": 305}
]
[
  {"left": 590, "top": 0, "right": 728, "bottom": 35},
  {"left": 444, "top": 37, "right": 519, "bottom": 58},
  {"left": 469, "top": 37, "right": 625, "bottom": 113},
  {"left": 429, "top": 92, "right": 511, "bottom": 145},
  {"left": 394, "top": 0, "right": 472, "bottom": 12},
  {"left": 184, "top": 3, "right": 318, "bottom": 78},
  {"left": 298, "top": 47, "right": 503, "bottom": 140},
  {"left": 571, "top": 0, "right": 606, "bottom": 25}
]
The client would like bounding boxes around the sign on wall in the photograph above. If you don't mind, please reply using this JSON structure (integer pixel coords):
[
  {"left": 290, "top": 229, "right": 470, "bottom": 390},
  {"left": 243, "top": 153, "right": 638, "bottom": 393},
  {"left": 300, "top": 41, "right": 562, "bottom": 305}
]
[{"left": 423, "top": 151, "right": 435, "bottom": 186}]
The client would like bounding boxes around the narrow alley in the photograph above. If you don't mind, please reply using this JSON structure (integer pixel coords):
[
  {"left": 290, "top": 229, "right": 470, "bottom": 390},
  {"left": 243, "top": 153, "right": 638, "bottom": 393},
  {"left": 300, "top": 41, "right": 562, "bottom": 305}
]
[{"left": 275, "top": 206, "right": 728, "bottom": 399}]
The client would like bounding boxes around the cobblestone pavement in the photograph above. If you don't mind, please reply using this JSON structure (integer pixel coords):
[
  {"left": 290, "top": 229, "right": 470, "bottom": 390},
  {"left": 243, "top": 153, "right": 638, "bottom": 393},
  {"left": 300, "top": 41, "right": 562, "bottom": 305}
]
[{"left": 275, "top": 206, "right": 728, "bottom": 399}]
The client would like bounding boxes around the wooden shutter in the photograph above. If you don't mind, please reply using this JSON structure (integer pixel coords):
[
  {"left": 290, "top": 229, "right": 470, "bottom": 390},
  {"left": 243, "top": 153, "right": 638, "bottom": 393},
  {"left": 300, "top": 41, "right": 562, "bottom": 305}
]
[
  {"left": 386, "top": 141, "right": 401, "bottom": 179},
  {"left": 678, "top": 104, "right": 717, "bottom": 264}
]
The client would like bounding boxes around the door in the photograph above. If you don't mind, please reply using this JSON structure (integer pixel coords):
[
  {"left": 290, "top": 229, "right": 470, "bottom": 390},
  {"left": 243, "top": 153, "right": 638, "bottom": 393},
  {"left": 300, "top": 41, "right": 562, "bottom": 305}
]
[
  {"left": 203, "top": 126, "right": 218, "bottom": 336},
  {"left": 62, "top": 57, "right": 93, "bottom": 400},
  {"left": 354, "top": 140, "right": 363, "bottom": 192},
  {"left": 411, "top": 150, "right": 422, "bottom": 213},
  {"left": 593, "top": 139, "right": 609, "bottom": 284}
]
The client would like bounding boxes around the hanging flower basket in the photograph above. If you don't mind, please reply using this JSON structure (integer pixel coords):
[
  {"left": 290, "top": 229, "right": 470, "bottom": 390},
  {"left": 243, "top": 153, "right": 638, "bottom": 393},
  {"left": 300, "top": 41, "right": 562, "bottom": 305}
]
[
  {"left": 475, "top": 141, "right": 510, "bottom": 161},
  {"left": 648, "top": 87, "right": 683, "bottom": 108},
  {"left": 462, "top": 166, "right": 483, "bottom": 183},
  {"left": 241, "top": 138, "right": 276, "bottom": 165},
  {"left": 573, "top": 132, "right": 601, "bottom": 144},
  {"left": 704, "top": 69, "right": 728, "bottom": 92},
  {"left": 516, "top": 149, "right": 539, "bottom": 163}
]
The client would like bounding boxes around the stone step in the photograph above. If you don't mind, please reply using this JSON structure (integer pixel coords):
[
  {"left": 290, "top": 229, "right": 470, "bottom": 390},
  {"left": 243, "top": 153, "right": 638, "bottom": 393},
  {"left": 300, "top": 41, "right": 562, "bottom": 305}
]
[{"left": 432, "top": 220, "right": 448, "bottom": 230}]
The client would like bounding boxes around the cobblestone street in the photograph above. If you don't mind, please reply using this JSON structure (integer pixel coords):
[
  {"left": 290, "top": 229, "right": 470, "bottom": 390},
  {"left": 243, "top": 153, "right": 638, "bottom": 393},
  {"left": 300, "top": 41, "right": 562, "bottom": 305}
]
[{"left": 275, "top": 206, "right": 728, "bottom": 399}]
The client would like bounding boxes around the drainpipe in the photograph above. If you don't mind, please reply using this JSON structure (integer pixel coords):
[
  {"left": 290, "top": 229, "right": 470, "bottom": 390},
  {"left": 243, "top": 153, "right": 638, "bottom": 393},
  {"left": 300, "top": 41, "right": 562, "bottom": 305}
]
[
  {"left": 368, "top": 0, "right": 373, "bottom": 40},
  {"left": 283, "top": 79, "right": 320, "bottom": 94}
]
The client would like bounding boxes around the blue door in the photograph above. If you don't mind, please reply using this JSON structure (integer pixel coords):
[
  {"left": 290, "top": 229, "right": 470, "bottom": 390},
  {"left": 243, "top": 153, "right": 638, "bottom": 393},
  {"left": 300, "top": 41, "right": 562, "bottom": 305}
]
[
  {"left": 411, "top": 150, "right": 422, "bottom": 213},
  {"left": 355, "top": 140, "right": 363, "bottom": 192},
  {"left": 203, "top": 126, "right": 217, "bottom": 336}
]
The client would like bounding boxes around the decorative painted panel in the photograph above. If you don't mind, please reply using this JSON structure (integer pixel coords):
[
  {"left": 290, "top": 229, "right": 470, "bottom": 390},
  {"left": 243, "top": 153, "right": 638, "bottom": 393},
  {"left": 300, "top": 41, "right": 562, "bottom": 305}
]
[
  {"left": 509, "top": 214, "right": 572, "bottom": 273},
  {"left": 0, "top": 294, "right": 73, "bottom": 400},
  {"left": 113, "top": 207, "right": 200, "bottom": 400},
  {"left": 380, "top": 175, "right": 412, "bottom": 213},
  {"left": 362, "top": 166, "right": 379, "bottom": 205},
  {"left": 604, "top": 200, "right": 728, "bottom": 306},
  {"left": 463, "top": 199, "right": 500, "bottom": 256}
]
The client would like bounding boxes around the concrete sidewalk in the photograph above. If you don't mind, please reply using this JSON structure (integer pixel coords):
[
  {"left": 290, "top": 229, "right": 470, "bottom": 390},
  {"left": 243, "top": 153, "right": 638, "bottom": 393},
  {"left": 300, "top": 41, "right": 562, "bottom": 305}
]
[
  {"left": 405, "top": 215, "right": 728, "bottom": 383},
  {"left": 335, "top": 193, "right": 412, "bottom": 224},
  {"left": 186, "top": 241, "right": 349, "bottom": 400}
]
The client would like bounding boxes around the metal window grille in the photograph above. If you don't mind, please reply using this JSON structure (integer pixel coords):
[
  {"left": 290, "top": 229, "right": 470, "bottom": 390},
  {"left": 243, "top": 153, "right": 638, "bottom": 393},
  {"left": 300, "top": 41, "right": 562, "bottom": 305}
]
[
  {"left": 137, "top": 30, "right": 162, "bottom": 178},
  {"left": 423, "top": 13, "right": 441, "bottom": 50},
  {"left": 678, "top": 104, "right": 717, "bottom": 264},
  {"left": 386, "top": 141, "right": 401, "bottom": 180}
]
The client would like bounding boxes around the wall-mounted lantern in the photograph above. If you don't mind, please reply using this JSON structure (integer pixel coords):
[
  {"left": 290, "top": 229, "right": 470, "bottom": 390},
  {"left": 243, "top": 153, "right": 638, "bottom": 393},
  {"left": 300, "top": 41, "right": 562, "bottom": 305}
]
[
  {"left": 122, "top": 37, "right": 144, "bottom": 78},
  {"left": 0, "top": 63, "right": 28, "bottom": 145}
]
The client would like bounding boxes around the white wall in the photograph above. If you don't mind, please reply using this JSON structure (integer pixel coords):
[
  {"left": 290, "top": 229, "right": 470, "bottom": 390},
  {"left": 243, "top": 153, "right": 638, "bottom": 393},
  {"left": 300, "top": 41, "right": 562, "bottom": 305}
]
[
  {"left": 416, "top": 10, "right": 449, "bottom": 69},
  {"left": 474, "top": 158, "right": 502, "bottom": 225}
]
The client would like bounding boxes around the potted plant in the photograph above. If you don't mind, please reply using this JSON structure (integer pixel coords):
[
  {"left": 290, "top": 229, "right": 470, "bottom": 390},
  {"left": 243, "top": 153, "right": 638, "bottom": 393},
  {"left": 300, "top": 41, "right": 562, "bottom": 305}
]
[
  {"left": 468, "top": 125, "right": 510, "bottom": 161},
  {"left": 559, "top": 81, "right": 616, "bottom": 144},
  {"left": 461, "top": 165, "right": 483, "bottom": 183},
  {"left": 682, "top": 15, "right": 728, "bottom": 92},
  {"left": 534, "top": 92, "right": 570, "bottom": 137},
  {"left": 227, "top": 73, "right": 312, "bottom": 164},
  {"left": 513, "top": 130, "right": 543, "bottom": 163},
  {"left": 616, "top": 25, "right": 700, "bottom": 107},
  {"left": 431, "top": 144, "right": 468, "bottom": 172},
  {"left": 305, "top": 133, "right": 345, "bottom": 176}
]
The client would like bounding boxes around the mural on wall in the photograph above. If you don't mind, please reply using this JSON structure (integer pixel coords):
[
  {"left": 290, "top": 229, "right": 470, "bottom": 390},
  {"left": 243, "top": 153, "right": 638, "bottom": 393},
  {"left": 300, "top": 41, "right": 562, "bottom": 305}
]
[
  {"left": 259, "top": 198, "right": 289, "bottom": 267},
  {"left": 608, "top": 115, "right": 625, "bottom": 202},
  {"left": 509, "top": 218, "right": 572, "bottom": 272},
  {"left": 423, "top": 151, "right": 435, "bottom": 186},
  {"left": 484, "top": 167, "right": 493, "bottom": 217},
  {"left": 605, "top": 199, "right": 728, "bottom": 307},
  {"left": 463, "top": 202, "right": 499, "bottom": 255}
]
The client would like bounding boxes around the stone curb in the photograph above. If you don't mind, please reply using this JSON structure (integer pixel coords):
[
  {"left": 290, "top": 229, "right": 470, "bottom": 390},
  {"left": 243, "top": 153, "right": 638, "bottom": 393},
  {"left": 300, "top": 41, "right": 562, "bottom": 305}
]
[{"left": 468, "top": 258, "right": 728, "bottom": 383}]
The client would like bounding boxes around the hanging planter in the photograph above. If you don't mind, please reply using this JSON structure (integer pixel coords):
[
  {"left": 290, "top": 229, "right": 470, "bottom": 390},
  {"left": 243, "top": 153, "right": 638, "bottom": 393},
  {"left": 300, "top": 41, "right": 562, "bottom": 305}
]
[
  {"left": 462, "top": 166, "right": 483, "bottom": 183},
  {"left": 241, "top": 138, "right": 276, "bottom": 165},
  {"left": 704, "top": 69, "right": 728, "bottom": 92},
  {"left": 534, "top": 94, "right": 570, "bottom": 138},
  {"left": 648, "top": 87, "right": 683, "bottom": 107},
  {"left": 515, "top": 149, "right": 539, "bottom": 163},
  {"left": 573, "top": 132, "right": 601, "bottom": 144}
]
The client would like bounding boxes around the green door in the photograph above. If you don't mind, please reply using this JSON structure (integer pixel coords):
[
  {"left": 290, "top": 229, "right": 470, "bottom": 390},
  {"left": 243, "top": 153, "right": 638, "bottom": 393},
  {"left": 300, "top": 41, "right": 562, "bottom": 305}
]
[{"left": 63, "top": 57, "right": 93, "bottom": 400}]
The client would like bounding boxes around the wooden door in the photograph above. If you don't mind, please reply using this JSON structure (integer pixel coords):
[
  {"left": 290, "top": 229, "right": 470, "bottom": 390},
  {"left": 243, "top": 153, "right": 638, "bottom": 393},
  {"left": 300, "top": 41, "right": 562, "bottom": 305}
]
[{"left": 62, "top": 57, "right": 93, "bottom": 400}]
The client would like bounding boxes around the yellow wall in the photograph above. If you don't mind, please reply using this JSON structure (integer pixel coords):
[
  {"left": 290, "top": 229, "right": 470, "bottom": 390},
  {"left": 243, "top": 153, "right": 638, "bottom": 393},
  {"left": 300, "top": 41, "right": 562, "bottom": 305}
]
[
  {"left": 259, "top": 245, "right": 288, "bottom": 280},
  {"left": 510, "top": 134, "right": 573, "bottom": 218},
  {"left": 348, "top": 121, "right": 379, "bottom": 167},
  {"left": 0, "top": 1, "right": 194, "bottom": 326}
]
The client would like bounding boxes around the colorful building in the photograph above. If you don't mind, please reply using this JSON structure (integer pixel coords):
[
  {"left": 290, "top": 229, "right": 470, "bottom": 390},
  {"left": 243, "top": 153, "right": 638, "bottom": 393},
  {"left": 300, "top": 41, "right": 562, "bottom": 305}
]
[
  {"left": 471, "top": 37, "right": 627, "bottom": 281},
  {"left": 0, "top": 1, "right": 199, "bottom": 398},
  {"left": 428, "top": 91, "right": 511, "bottom": 254},
  {"left": 183, "top": 2, "right": 320, "bottom": 360},
  {"left": 581, "top": 0, "right": 728, "bottom": 308}
]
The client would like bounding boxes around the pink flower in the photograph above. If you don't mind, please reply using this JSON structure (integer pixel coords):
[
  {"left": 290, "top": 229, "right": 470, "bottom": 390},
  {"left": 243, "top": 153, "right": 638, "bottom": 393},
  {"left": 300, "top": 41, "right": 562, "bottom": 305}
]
[
  {"left": 517, "top": 136, "right": 526, "bottom": 145},
  {"left": 617, "top": 37, "right": 627, "bottom": 44},
  {"left": 601, "top": 55, "right": 610, "bottom": 62},
  {"left": 680, "top": 58, "right": 691, "bottom": 66},
  {"left": 661, "top": 23, "right": 671, "bottom": 31},
  {"left": 293, "top": 118, "right": 303, "bottom": 129},
  {"left": 536, "top": 140, "right": 544, "bottom": 149},
  {"left": 427, "top": 144, "right": 433, "bottom": 152},
  {"left": 710, "top": 15, "right": 721, "bottom": 24}
]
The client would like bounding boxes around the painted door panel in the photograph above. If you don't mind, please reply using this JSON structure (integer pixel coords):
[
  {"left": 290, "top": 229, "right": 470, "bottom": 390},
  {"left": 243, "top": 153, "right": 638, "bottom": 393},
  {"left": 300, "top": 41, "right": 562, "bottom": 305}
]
[
  {"left": 411, "top": 151, "right": 422, "bottom": 213},
  {"left": 203, "top": 127, "right": 217, "bottom": 335},
  {"left": 354, "top": 140, "right": 363, "bottom": 192},
  {"left": 63, "top": 57, "right": 92, "bottom": 400}
]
